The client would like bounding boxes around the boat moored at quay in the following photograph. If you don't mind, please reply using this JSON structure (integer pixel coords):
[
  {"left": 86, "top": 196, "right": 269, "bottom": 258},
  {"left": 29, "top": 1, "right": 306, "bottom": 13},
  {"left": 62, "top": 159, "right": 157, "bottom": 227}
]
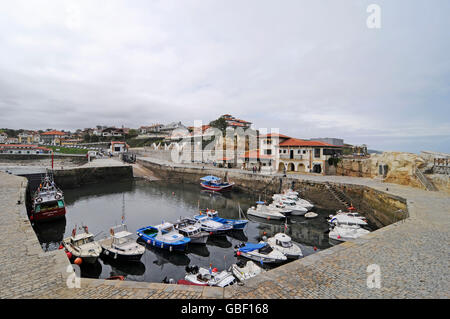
[
  {"left": 62, "top": 226, "right": 102, "bottom": 264},
  {"left": 30, "top": 174, "right": 66, "bottom": 222},
  {"left": 200, "top": 175, "right": 234, "bottom": 192},
  {"left": 99, "top": 224, "right": 145, "bottom": 262},
  {"left": 194, "top": 209, "right": 248, "bottom": 230},
  {"left": 137, "top": 222, "right": 191, "bottom": 252}
]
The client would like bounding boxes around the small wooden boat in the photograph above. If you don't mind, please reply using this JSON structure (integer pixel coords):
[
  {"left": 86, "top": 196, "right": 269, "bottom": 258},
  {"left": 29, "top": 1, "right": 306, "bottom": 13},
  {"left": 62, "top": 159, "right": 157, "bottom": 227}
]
[
  {"left": 106, "top": 275, "right": 125, "bottom": 281},
  {"left": 235, "top": 242, "right": 287, "bottom": 264},
  {"left": 193, "top": 215, "right": 233, "bottom": 235},
  {"left": 267, "top": 201, "right": 294, "bottom": 216},
  {"left": 274, "top": 192, "right": 314, "bottom": 210},
  {"left": 305, "top": 212, "right": 318, "bottom": 219},
  {"left": 177, "top": 279, "right": 207, "bottom": 286},
  {"left": 231, "top": 260, "right": 265, "bottom": 282},
  {"left": 183, "top": 265, "right": 236, "bottom": 287},
  {"left": 137, "top": 222, "right": 190, "bottom": 252},
  {"left": 99, "top": 224, "right": 145, "bottom": 262},
  {"left": 266, "top": 233, "right": 303, "bottom": 259},
  {"left": 173, "top": 218, "right": 210, "bottom": 244},
  {"left": 62, "top": 226, "right": 102, "bottom": 264},
  {"left": 247, "top": 202, "right": 286, "bottom": 220},
  {"left": 328, "top": 211, "right": 368, "bottom": 226},
  {"left": 200, "top": 175, "right": 234, "bottom": 192},
  {"left": 329, "top": 224, "right": 370, "bottom": 242},
  {"left": 194, "top": 209, "right": 248, "bottom": 230},
  {"left": 30, "top": 174, "right": 66, "bottom": 222}
]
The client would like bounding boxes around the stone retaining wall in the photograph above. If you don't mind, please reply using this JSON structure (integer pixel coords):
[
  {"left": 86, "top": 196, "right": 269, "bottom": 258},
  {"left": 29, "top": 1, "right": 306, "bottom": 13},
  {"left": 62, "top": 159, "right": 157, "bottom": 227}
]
[{"left": 53, "top": 165, "right": 133, "bottom": 189}]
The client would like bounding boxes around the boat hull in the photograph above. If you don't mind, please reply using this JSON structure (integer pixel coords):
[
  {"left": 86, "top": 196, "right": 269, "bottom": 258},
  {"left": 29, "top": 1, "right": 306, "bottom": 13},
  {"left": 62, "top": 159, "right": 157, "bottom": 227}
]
[
  {"left": 238, "top": 252, "right": 285, "bottom": 264},
  {"left": 101, "top": 248, "right": 144, "bottom": 262},
  {"left": 200, "top": 182, "right": 233, "bottom": 192},
  {"left": 247, "top": 210, "right": 285, "bottom": 220},
  {"left": 30, "top": 207, "right": 66, "bottom": 222},
  {"left": 137, "top": 234, "right": 189, "bottom": 252}
]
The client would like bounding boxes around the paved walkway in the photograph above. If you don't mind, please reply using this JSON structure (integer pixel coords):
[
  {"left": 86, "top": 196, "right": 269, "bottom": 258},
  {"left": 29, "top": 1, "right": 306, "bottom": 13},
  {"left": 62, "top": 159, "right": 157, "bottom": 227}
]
[{"left": 0, "top": 157, "right": 449, "bottom": 298}]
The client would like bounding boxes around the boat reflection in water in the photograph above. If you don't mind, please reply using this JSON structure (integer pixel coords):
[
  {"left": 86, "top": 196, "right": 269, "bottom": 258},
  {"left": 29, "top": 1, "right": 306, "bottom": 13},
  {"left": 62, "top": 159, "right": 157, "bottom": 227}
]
[
  {"left": 139, "top": 241, "right": 191, "bottom": 267},
  {"left": 248, "top": 212, "right": 332, "bottom": 252},
  {"left": 33, "top": 217, "right": 66, "bottom": 252},
  {"left": 206, "top": 235, "right": 232, "bottom": 249},
  {"left": 79, "top": 259, "right": 103, "bottom": 279},
  {"left": 100, "top": 257, "right": 146, "bottom": 277},
  {"left": 187, "top": 244, "right": 210, "bottom": 258},
  {"left": 227, "top": 229, "right": 248, "bottom": 242}
]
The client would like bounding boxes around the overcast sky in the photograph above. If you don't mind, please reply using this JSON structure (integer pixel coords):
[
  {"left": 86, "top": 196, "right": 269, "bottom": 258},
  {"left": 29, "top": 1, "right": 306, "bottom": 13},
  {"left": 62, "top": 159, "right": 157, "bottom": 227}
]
[{"left": 0, "top": 0, "right": 449, "bottom": 153}]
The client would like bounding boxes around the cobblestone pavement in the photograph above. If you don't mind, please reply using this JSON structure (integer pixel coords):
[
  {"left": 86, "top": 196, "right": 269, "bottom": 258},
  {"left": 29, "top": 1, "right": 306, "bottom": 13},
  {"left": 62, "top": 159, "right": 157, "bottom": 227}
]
[{"left": 1, "top": 160, "right": 449, "bottom": 299}]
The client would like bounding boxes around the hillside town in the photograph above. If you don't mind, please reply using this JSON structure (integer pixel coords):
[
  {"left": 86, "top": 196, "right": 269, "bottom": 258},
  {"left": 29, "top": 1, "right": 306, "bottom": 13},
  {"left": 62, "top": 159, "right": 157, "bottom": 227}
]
[{"left": 1, "top": 114, "right": 448, "bottom": 194}]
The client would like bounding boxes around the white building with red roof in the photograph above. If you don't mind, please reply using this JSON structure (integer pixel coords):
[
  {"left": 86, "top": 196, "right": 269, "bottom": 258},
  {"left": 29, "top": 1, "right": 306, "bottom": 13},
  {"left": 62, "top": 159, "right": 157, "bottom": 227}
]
[
  {"left": 258, "top": 132, "right": 343, "bottom": 175},
  {"left": 222, "top": 114, "right": 252, "bottom": 129},
  {"left": 40, "top": 130, "right": 67, "bottom": 145},
  {"left": 109, "top": 141, "right": 129, "bottom": 155},
  {"left": 0, "top": 144, "right": 51, "bottom": 155}
]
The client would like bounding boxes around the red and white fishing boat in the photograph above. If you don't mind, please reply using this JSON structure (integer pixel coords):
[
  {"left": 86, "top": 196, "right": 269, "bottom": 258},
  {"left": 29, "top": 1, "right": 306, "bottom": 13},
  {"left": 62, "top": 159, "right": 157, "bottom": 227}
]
[
  {"left": 200, "top": 175, "right": 234, "bottom": 192},
  {"left": 30, "top": 174, "right": 66, "bottom": 222}
]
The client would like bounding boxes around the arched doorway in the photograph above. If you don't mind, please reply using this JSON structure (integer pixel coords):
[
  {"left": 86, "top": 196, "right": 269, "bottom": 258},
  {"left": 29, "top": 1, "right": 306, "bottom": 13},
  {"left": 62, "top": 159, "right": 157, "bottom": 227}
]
[
  {"left": 278, "top": 162, "right": 286, "bottom": 172},
  {"left": 297, "top": 163, "right": 306, "bottom": 173},
  {"left": 312, "top": 164, "right": 322, "bottom": 174},
  {"left": 288, "top": 163, "right": 295, "bottom": 172}
]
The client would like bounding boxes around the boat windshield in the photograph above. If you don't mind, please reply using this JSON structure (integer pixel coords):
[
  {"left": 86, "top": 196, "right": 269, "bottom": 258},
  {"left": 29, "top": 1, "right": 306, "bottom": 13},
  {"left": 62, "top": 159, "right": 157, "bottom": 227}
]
[
  {"left": 277, "top": 240, "right": 293, "bottom": 248},
  {"left": 114, "top": 237, "right": 130, "bottom": 245},
  {"left": 259, "top": 245, "right": 274, "bottom": 255},
  {"left": 38, "top": 201, "right": 59, "bottom": 211},
  {"left": 161, "top": 226, "right": 174, "bottom": 234},
  {"left": 285, "top": 202, "right": 295, "bottom": 206},
  {"left": 74, "top": 237, "right": 94, "bottom": 246}
]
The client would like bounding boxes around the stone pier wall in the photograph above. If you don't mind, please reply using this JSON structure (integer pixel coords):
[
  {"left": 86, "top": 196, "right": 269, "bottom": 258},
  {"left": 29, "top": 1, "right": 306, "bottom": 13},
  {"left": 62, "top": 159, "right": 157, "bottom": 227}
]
[{"left": 53, "top": 165, "right": 133, "bottom": 189}]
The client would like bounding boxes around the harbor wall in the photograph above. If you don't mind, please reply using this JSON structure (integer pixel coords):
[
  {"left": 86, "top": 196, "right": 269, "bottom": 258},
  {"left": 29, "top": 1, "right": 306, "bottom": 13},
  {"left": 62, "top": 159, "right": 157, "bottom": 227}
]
[
  {"left": 53, "top": 165, "right": 133, "bottom": 189},
  {"left": 137, "top": 159, "right": 407, "bottom": 228}
]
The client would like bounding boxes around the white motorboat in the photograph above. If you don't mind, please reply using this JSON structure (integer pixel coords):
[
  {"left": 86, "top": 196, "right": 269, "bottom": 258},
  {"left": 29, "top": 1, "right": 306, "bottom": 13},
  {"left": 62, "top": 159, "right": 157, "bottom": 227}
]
[
  {"left": 272, "top": 198, "right": 308, "bottom": 215},
  {"left": 282, "top": 188, "right": 299, "bottom": 196},
  {"left": 329, "top": 224, "right": 370, "bottom": 242},
  {"left": 273, "top": 193, "right": 314, "bottom": 210},
  {"left": 267, "top": 201, "right": 294, "bottom": 216},
  {"left": 99, "top": 224, "right": 145, "bottom": 262},
  {"left": 328, "top": 212, "right": 368, "bottom": 226},
  {"left": 304, "top": 212, "right": 318, "bottom": 218},
  {"left": 173, "top": 218, "right": 210, "bottom": 244},
  {"left": 266, "top": 233, "right": 303, "bottom": 259},
  {"left": 230, "top": 260, "right": 265, "bottom": 282},
  {"left": 184, "top": 266, "right": 236, "bottom": 287},
  {"left": 235, "top": 242, "right": 287, "bottom": 264},
  {"left": 63, "top": 226, "right": 102, "bottom": 264},
  {"left": 247, "top": 203, "right": 286, "bottom": 220},
  {"left": 192, "top": 215, "right": 233, "bottom": 235}
]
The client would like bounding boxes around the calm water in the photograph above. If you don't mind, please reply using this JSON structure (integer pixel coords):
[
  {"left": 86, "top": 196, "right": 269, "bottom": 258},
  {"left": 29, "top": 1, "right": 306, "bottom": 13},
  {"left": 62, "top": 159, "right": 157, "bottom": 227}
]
[{"left": 33, "top": 179, "right": 336, "bottom": 283}]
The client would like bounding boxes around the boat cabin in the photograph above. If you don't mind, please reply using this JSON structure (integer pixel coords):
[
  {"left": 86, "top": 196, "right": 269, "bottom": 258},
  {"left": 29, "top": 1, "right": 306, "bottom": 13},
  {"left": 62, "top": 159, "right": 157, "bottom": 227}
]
[
  {"left": 34, "top": 200, "right": 64, "bottom": 212},
  {"left": 273, "top": 233, "right": 293, "bottom": 248},
  {"left": 70, "top": 233, "right": 95, "bottom": 246},
  {"left": 178, "top": 225, "right": 201, "bottom": 238},
  {"left": 111, "top": 231, "right": 134, "bottom": 245},
  {"left": 199, "top": 209, "right": 219, "bottom": 218}
]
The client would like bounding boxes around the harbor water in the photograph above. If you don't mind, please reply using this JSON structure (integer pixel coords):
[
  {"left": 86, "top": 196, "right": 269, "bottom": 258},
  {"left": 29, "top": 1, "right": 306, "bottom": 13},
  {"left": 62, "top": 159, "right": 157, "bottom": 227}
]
[{"left": 33, "top": 179, "right": 339, "bottom": 283}]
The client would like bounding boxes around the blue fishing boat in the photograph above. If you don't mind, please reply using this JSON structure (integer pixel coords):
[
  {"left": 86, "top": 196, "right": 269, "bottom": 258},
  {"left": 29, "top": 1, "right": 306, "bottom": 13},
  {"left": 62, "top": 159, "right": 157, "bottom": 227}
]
[
  {"left": 200, "top": 175, "right": 234, "bottom": 192},
  {"left": 194, "top": 209, "right": 248, "bottom": 230},
  {"left": 136, "top": 222, "right": 190, "bottom": 252}
]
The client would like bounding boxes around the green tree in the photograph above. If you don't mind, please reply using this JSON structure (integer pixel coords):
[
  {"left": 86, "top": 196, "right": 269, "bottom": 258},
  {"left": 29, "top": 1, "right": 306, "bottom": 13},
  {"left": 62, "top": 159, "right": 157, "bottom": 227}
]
[{"left": 209, "top": 116, "right": 228, "bottom": 134}]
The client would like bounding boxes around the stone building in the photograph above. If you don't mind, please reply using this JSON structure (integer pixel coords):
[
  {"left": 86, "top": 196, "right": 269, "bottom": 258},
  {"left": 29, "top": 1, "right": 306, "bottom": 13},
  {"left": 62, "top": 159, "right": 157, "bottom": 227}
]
[{"left": 259, "top": 133, "right": 343, "bottom": 175}]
